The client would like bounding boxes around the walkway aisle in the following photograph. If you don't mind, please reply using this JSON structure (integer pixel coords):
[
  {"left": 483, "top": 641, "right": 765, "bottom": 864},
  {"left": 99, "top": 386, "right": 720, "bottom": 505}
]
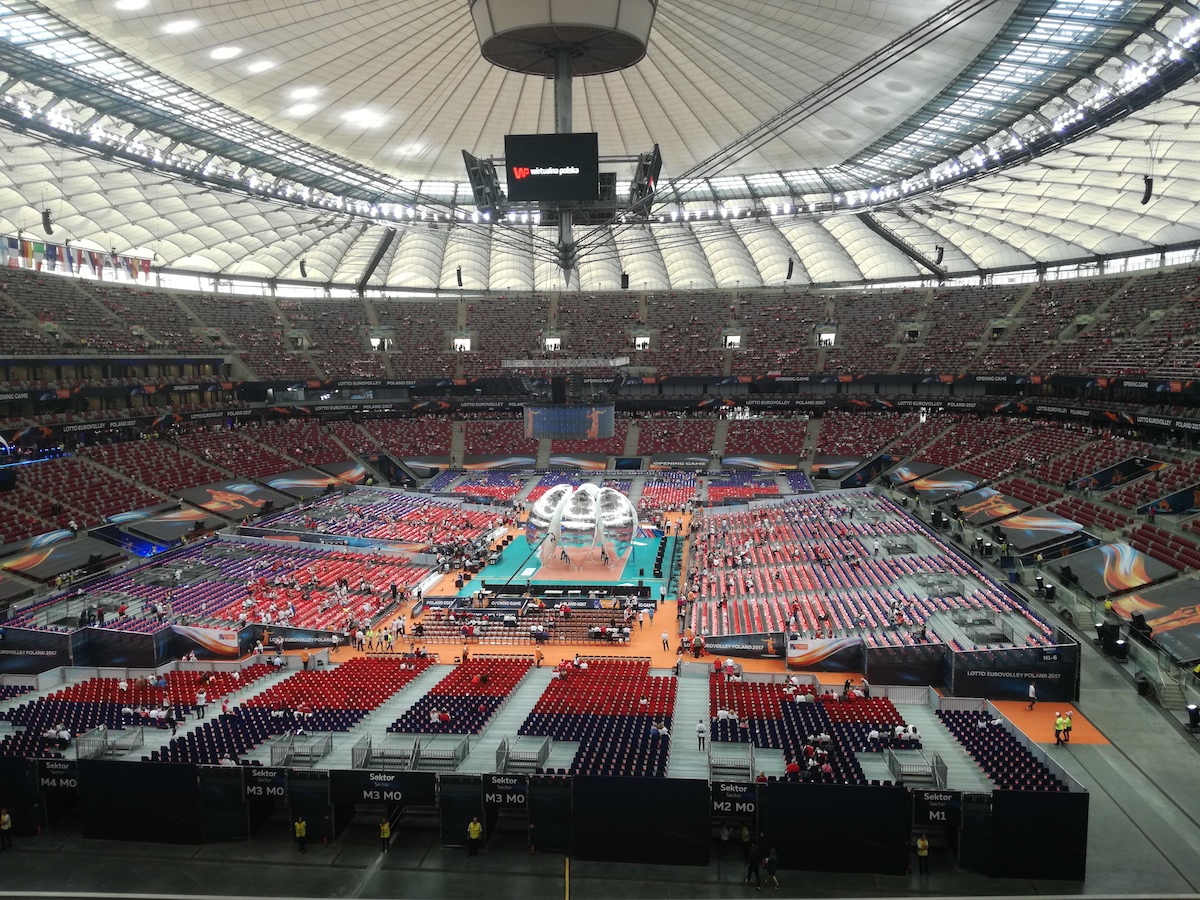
[
  {"left": 457, "top": 666, "right": 555, "bottom": 773},
  {"left": 895, "top": 703, "right": 994, "bottom": 792},
  {"left": 666, "top": 675, "right": 711, "bottom": 780}
]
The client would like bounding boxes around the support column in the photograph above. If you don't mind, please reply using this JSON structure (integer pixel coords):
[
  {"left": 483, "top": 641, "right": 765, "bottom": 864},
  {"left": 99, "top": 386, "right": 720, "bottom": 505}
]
[{"left": 554, "top": 48, "right": 575, "bottom": 270}]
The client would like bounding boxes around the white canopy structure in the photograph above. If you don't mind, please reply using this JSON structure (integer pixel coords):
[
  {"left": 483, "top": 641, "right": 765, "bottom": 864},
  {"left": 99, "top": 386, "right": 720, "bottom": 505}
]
[{"left": 0, "top": 0, "right": 1197, "bottom": 288}]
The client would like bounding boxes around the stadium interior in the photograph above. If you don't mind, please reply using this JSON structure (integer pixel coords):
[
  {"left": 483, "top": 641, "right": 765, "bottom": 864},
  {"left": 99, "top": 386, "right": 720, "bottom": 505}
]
[{"left": 2, "top": 0, "right": 1200, "bottom": 898}]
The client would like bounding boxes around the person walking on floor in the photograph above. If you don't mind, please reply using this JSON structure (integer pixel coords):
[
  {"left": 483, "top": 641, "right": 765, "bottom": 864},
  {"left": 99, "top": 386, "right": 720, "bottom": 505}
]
[
  {"left": 1027, "top": 682, "right": 1037, "bottom": 710},
  {"left": 467, "top": 816, "right": 483, "bottom": 856},
  {"left": 662, "top": 631, "right": 670, "bottom": 652},
  {"left": 379, "top": 818, "right": 391, "bottom": 853},
  {"left": 294, "top": 816, "right": 307, "bottom": 854},
  {"left": 195, "top": 689, "right": 207, "bottom": 720},
  {"left": 301, "top": 650, "right": 310, "bottom": 671},
  {"left": 696, "top": 718, "right": 708, "bottom": 751},
  {"left": 745, "top": 840, "right": 763, "bottom": 889},
  {"left": 1064, "top": 709, "right": 1073, "bottom": 743},
  {"left": 1054, "top": 712, "right": 1067, "bottom": 746},
  {"left": 765, "top": 847, "right": 779, "bottom": 889},
  {"left": 915, "top": 833, "right": 930, "bottom": 874},
  {"left": 534, "top": 647, "right": 544, "bottom": 668},
  {"left": 0, "top": 807, "right": 12, "bottom": 850}
]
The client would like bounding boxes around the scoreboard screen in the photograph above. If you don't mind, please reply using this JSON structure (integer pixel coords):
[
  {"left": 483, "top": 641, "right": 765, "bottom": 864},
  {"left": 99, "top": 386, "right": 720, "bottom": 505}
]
[
  {"left": 505, "top": 133, "right": 600, "bottom": 202},
  {"left": 524, "top": 405, "right": 614, "bottom": 441}
]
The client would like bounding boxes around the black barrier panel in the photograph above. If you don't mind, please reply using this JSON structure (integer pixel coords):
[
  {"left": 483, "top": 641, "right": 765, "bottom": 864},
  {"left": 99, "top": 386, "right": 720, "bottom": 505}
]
[
  {"left": 200, "top": 766, "right": 248, "bottom": 842},
  {"left": 84, "top": 627, "right": 165, "bottom": 668},
  {"left": 573, "top": 776, "right": 710, "bottom": 866},
  {"left": 0, "top": 757, "right": 38, "bottom": 836},
  {"left": 760, "top": 782, "right": 910, "bottom": 875},
  {"left": 989, "top": 789, "right": 1088, "bottom": 881},
  {"left": 528, "top": 775, "right": 572, "bottom": 854},
  {"left": 288, "top": 770, "right": 333, "bottom": 845},
  {"left": 0, "top": 627, "right": 73, "bottom": 674},
  {"left": 866, "top": 642, "right": 948, "bottom": 687},
  {"left": 712, "top": 781, "right": 759, "bottom": 823},
  {"left": 439, "top": 774, "right": 483, "bottom": 847},
  {"left": 950, "top": 644, "right": 1079, "bottom": 702},
  {"left": 78, "top": 760, "right": 202, "bottom": 843},
  {"left": 246, "top": 766, "right": 286, "bottom": 834},
  {"left": 36, "top": 758, "right": 79, "bottom": 826},
  {"left": 330, "top": 769, "right": 407, "bottom": 808},
  {"left": 957, "top": 792, "right": 991, "bottom": 871}
]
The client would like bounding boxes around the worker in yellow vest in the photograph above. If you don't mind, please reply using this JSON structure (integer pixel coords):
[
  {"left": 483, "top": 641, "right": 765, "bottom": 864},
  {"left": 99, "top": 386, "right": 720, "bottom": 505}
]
[
  {"left": 294, "top": 815, "right": 307, "bottom": 854},
  {"left": 915, "top": 833, "right": 929, "bottom": 875},
  {"left": 1054, "top": 712, "right": 1068, "bottom": 746},
  {"left": 379, "top": 817, "right": 391, "bottom": 853},
  {"left": 467, "top": 816, "right": 483, "bottom": 856}
]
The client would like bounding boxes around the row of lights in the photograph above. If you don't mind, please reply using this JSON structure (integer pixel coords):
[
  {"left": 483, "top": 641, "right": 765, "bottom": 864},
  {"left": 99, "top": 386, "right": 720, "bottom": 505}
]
[{"left": 110, "top": 0, "right": 387, "bottom": 129}]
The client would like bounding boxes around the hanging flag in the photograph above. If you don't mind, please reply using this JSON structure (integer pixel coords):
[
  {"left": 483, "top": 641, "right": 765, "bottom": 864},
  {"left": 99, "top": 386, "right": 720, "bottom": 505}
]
[
  {"left": 31, "top": 241, "right": 45, "bottom": 271},
  {"left": 88, "top": 251, "right": 105, "bottom": 279},
  {"left": 0, "top": 238, "right": 6, "bottom": 268},
  {"left": 5, "top": 238, "right": 17, "bottom": 268},
  {"left": 20, "top": 239, "right": 32, "bottom": 268},
  {"left": 123, "top": 256, "right": 137, "bottom": 280},
  {"left": 140, "top": 258, "right": 151, "bottom": 280},
  {"left": 74, "top": 247, "right": 85, "bottom": 274},
  {"left": 44, "top": 243, "right": 57, "bottom": 272}
]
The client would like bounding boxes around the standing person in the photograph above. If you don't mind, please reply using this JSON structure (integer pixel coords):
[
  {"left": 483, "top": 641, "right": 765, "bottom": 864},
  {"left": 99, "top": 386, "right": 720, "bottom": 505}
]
[
  {"left": 662, "top": 631, "right": 670, "bottom": 652},
  {"left": 718, "top": 821, "right": 730, "bottom": 857},
  {"left": 1064, "top": 709, "right": 1074, "bottom": 743},
  {"left": 1026, "top": 682, "right": 1037, "bottom": 710},
  {"left": 744, "top": 839, "right": 763, "bottom": 889},
  {"left": 294, "top": 816, "right": 307, "bottom": 854},
  {"left": 195, "top": 688, "right": 207, "bottom": 720},
  {"left": 0, "top": 807, "right": 11, "bottom": 850},
  {"left": 301, "top": 649, "right": 310, "bottom": 671},
  {"left": 696, "top": 718, "right": 708, "bottom": 751},
  {"left": 379, "top": 817, "right": 391, "bottom": 853},
  {"left": 765, "top": 847, "right": 780, "bottom": 889},
  {"left": 534, "top": 647, "right": 544, "bottom": 669},
  {"left": 740, "top": 822, "right": 752, "bottom": 861},
  {"left": 467, "top": 816, "right": 483, "bottom": 856},
  {"left": 638, "top": 609, "right": 645, "bottom": 629},
  {"left": 916, "top": 833, "right": 930, "bottom": 874},
  {"left": 1054, "top": 712, "right": 1066, "bottom": 746}
]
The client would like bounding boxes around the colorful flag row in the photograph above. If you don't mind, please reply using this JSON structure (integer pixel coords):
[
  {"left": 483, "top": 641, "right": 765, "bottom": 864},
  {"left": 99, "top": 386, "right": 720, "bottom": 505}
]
[{"left": 0, "top": 236, "right": 151, "bottom": 279}]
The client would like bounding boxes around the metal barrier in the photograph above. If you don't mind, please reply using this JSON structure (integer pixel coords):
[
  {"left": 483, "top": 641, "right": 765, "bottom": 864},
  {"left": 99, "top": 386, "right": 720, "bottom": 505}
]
[
  {"left": 351, "top": 735, "right": 371, "bottom": 769},
  {"left": 74, "top": 727, "right": 110, "bottom": 761},
  {"left": 415, "top": 735, "right": 470, "bottom": 771},
  {"left": 708, "top": 740, "right": 754, "bottom": 781},
  {"left": 269, "top": 733, "right": 295, "bottom": 767},
  {"left": 369, "top": 735, "right": 419, "bottom": 770},
  {"left": 884, "top": 747, "right": 934, "bottom": 783},
  {"left": 879, "top": 684, "right": 929, "bottom": 704},
  {"left": 495, "top": 737, "right": 509, "bottom": 773},
  {"left": 931, "top": 752, "right": 948, "bottom": 789}
]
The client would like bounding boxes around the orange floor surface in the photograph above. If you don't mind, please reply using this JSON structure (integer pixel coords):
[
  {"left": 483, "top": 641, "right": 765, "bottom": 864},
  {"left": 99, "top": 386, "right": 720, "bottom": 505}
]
[{"left": 992, "top": 700, "right": 1109, "bottom": 745}]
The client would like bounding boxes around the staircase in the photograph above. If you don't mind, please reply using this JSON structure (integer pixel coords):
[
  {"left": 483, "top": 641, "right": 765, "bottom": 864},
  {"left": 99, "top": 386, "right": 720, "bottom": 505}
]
[
  {"left": 711, "top": 419, "right": 730, "bottom": 465},
  {"left": 1157, "top": 674, "right": 1188, "bottom": 710},
  {"left": 458, "top": 667, "right": 555, "bottom": 773},
  {"left": 450, "top": 423, "right": 466, "bottom": 468},
  {"left": 898, "top": 704, "right": 993, "bottom": 792},
  {"left": 666, "top": 675, "right": 711, "bottom": 779},
  {"left": 624, "top": 421, "right": 641, "bottom": 457},
  {"left": 535, "top": 439, "right": 552, "bottom": 469}
]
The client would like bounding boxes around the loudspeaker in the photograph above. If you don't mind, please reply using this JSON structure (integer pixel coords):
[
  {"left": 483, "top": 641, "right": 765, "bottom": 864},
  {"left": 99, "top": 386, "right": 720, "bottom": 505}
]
[
  {"left": 621, "top": 273, "right": 630, "bottom": 290},
  {"left": 41, "top": 209, "right": 53, "bottom": 236},
  {"left": 1131, "top": 612, "right": 1151, "bottom": 634},
  {"left": 786, "top": 258, "right": 794, "bottom": 280},
  {"left": 1141, "top": 175, "right": 1153, "bottom": 205},
  {"left": 456, "top": 266, "right": 463, "bottom": 287},
  {"left": 934, "top": 245, "right": 944, "bottom": 265},
  {"left": 299, "top": 259, "right": 308, "bottom": 278}
]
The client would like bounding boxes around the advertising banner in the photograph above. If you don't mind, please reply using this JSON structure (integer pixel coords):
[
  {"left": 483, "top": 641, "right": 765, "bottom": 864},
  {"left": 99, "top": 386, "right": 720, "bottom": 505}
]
[
  {"left": 0, "top": 626, "right": 74, "bottom": 674},
  {"left": 547, "top": 454, "right": 609, "bottom": 470},
  {"left": 865, "top": 642, "right": 948, "bottom": 686},
  {"left": 721, "top": 455, "right": 800, "bottom": 472},
  {"left": 1112, "top": 580, "right": 1200, "bottom": 663},
  {"left": 811, "top": 455, "right": 864, "bottom": 479},
  {"left": 702, "top": 631, "right": 786, "bottom": 661},
  {"left": 996, "top": 511, "right": 1086, "bottom": 552},
  {"left": 1052, "top": 542, "right": 1178, "bottom": 599},
  {"left": 786, "top": 635, "right": 865, "bottom": 672},
  {"left": 1075, "top": 456, "right": 1165, "bottom": 491},
  {"left": 1141, "top": 482, "right": 1200, "bottom": 516},
  {"left": 947, "top": 487, "right": 1031, "bottom": 524},
  {"left": 461, "top": 455, "right": 537, "bottom": 470},
  {"left": 841, "top": 453, "right": 901, "bottom": 489},
  {"left": 949, "top": 643, "right": 1079, "bottom": 702},
  {"left": 171, "top": 624, "right": 242, "bottom": 659},
  {"left": 648, "top": 454, "right": 709, "bottom": 471},
  {"left": 178, "top": 480, "right": 293, "bottom": 522},
  {"left": 887, "top": 461, "right": 943, "bottom": 485}
]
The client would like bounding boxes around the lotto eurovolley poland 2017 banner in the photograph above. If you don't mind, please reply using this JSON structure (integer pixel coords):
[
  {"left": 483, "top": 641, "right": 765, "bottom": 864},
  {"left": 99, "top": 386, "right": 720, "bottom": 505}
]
[
  {"left": 786, "top": 635, "right": 865, "bottom": 672},
  {"left": 702, "top": 632, "right": 786, "bottom": 660}
]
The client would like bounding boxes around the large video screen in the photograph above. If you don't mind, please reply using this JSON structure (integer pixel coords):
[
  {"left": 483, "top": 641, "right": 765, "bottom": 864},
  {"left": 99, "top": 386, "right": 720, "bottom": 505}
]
[
  {"left": 505, "top": 133, "right": 599, "bottom": 202},
  {"left": 524, "top": 405, "right": 614, "bottom": 441}
]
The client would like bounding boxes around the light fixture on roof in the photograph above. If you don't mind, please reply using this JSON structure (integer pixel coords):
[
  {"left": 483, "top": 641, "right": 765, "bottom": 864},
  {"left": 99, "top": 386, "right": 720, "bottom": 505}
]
[
  {"left": 161, "top": 19, "right": 198, "bottom": 33},
  {"left": 246, "top": 60, "right": 276, "bottom": 74},
  {"left": 114, "top": 0, "right": 148, "bottom": 9},
  {"left": 209, "top": 46, "right": 242, "bottom": 61},
  {"left": 290, "top": 87, "right": 321, "bottom": 100},
  {"left": 286, "top": 103, "right": 316, "bottom": 117}
]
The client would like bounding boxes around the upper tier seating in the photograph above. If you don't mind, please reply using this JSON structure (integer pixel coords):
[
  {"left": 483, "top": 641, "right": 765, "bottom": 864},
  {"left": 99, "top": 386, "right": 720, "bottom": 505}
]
[
  {"left": 724, "top": 418, "right": 809, "bottom": 456},
  {"left": 637, "top": 419, "right": 715, "bottom": 456},
  {"left": 937, "top": 709, "right": 1067, "bottom": 791},
  {"left": 85, "top": 439, "right": 228, "bottom": 494},
  {"left": 390, "top": 658, "right": 531, "bottom": 735}
]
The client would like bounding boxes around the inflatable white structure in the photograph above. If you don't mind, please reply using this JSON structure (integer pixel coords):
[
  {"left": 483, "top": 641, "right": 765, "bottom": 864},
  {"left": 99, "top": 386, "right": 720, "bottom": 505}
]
[{"left": 525, "top": 483, "right": 638, "bottom": 567}]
